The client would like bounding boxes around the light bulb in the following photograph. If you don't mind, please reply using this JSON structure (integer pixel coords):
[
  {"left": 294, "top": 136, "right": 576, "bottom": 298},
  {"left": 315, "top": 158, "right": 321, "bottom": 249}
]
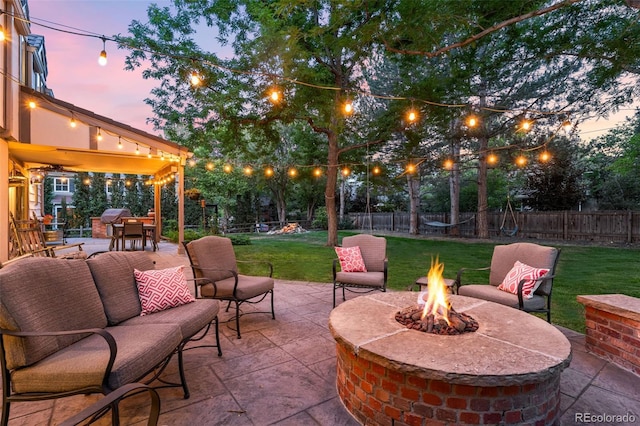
[
  {"left": 224, "top": 164, "right": 232, "bottom": 173},
  {"left": 270, "top": 90, "right": 280, "bottom": 103},
  {"left": 96, "top": 128, "right": 103, "bottom": 141},
  {"left": 487, "top": 153, "right": 498, "bottom": 165},
  {"left": 516, "top": 155, "right": 528, "bottom": 167},
  {"left": 467, "top": 115, "right": 478, "bottom": 127},
  {"left": 243, "top": 166, "right": 253, "bottom": 176},
  {"left": 372, "top": 166, "right": 381, "bottom": 175},
  {"left": 313, "top": 167, "right": 322, "bottom": 177},
  {"left": 408, "top": 111, "right": 417, "bottom": 122},
  {"left": 98, "top": 50, "right": 107, "bottom": 66},
  {"left": 190, "top": 71, "right": 201, "bottom": 86},
  {"left": 0, "top": 26, "right": 5, "bottom": 42},
  {"left": 70, "top": 117, "right": 77, "bottom": 128},
  {"left": 28, "top": 100, "right": 36, "bottom": 109},
  {"left": 443, "top": 160, "right": 453, "bottom": 170},
  {"left": 341, "top": 167, "right": 350, "bottom": 177},
  {"left": 539, "top": 151, "right": 551, "bottom": 162},
  {"left": 344, "top": 101, "right": 353, "bottom": 114},
  {"left": 206, "top": 162, "right": 214, "bottom": 171},
  {"left": 118, "top": 137, "right": 123, "bottom": 149},
  {"left": 148, "top": 148, "right": 152, "bottom": 159},
  {"left": 288, "top": 168, "right": 297, "bottom": 177},
  {"left": 135, "top": 144, "right": 140, "bottom": 155},
  {"left": 406, "top": 163, "right": 416, "bottom": 173},
  {"left": 562, "top": 120, "right": 572, "bottom": 133},
  {"left": 520, "top": 119, "right": 532, "bottom": 131},
  {"left": 265, "top": 167, "right": 274, "bottom": 177}
]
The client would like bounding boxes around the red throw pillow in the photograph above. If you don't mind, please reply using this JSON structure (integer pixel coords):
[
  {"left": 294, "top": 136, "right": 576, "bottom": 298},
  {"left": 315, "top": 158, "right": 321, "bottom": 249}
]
[
  {"left": 134, "top": 266, "right": 196, "bottom": 316},
  {"left": 497, "top": 261, "right": 549, "bottom": 299},
  {"left": 335, "top": 246, "right": 367, "bottom": 272}
]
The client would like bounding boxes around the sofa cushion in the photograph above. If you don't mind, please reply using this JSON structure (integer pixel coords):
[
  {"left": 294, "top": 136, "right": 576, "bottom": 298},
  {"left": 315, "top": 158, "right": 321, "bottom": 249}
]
[
  {"left": 458, "top": 285, "right": 547, "bottom": 311},
  {"left": 335, "top": 271, "right": 385, "bottom": 287},
  {"left": 10, "top": 324, "right": 182, "bottom": 393},
  {"left": 134, "top": 266, "right": 196, "bottom": 316},
  {"left": 0, "top": 257, "right": 107, "bottom": 370},
  {"left": 200, "top": 274, "right": 274, "bottom": 299},
  {"left": 120, "top": 299, "right": 220, "bottom": 340},
  {"left": 87, "top": 251, "right": 155, "bottom": 324}
]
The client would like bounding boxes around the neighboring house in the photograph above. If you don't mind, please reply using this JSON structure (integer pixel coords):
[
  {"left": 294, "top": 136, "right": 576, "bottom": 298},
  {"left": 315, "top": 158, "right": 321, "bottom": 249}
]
[{"left": 1, "top": 0, "right": 191, "bottom": 261}]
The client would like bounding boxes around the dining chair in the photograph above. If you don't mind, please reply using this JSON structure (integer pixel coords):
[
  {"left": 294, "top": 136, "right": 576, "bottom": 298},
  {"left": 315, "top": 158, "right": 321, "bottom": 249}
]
[{"left": 120, "top": 222, "right": 145, "bottom": 251}]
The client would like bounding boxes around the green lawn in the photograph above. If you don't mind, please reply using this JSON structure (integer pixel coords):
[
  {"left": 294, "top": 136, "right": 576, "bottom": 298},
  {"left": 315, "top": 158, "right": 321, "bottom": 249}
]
[{"left": 233, "top": 231, "right": 640, "bottom": 333}]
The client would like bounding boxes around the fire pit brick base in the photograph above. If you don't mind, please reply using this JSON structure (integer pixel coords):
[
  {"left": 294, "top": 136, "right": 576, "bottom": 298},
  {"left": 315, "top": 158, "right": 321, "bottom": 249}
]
[
  {"left": 336, "top": 344, "right": 560, "bottom": 425},
  {"left": 330, "top": 293, "right": 571, "bottom": 426}
]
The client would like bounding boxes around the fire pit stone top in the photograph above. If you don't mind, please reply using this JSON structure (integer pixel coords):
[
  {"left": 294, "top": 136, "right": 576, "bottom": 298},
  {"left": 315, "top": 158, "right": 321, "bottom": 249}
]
[{"left": 329, "top": 292, "right": 571, "bottom": 387}]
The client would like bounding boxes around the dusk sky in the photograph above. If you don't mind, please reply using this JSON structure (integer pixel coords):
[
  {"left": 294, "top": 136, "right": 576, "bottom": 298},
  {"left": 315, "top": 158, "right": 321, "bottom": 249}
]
[{"left": 27, "top": 0, "right": 635, "bottom": 140}]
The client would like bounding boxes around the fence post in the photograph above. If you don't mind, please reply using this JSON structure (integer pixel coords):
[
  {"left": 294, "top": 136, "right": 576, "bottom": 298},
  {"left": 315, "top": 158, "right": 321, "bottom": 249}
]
[
  {"left": 628, "top": 210, "right": 633, "bottom": 244},
  {"left": 563, "top": 211, "right": 568, "bottom": 240}
]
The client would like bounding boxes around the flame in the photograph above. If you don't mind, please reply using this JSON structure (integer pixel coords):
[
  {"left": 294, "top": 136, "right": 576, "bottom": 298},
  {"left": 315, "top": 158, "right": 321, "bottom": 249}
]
[{"left": 421, "top": 257, "right": 451, "bottom": 325}]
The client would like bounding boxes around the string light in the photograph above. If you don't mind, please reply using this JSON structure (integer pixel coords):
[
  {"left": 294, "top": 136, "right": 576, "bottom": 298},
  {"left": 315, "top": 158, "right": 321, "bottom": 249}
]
[
  {"left": 96, "top": 127, "right": 103, "bottom": 141},
  {"left": 98, "top": 37, "right": 107, "bottom": 66},
  {"left": 288, "top": 167, "right": 298, "bottom": 177},
  {"left": 443, "top": 159, "right": 454, "bottom": 170},
  {"left": 343, "top": 98, "right": 353, "bottom": 115},
  {"left": 341, "top": 167, "right": 350, "bottom": 177},
  {"left": 118, "top": 136, "right": 123, "bottom": 149},
  {"left": 406, "top": 108, "right": 418, "bottom": 123},
  {"left": 562, "top": 120, "right": 572, "bottom": 133},
  {"left": 269, "top": 87, "right": 281, "bottom": 103},
  {"left": 189, "top": 71, "right": 201, "bottom": 86},
  {"left": 516, "top": 154, "right": 528, "bottom": 167},
  {"left": 223, "top": 163, "right": 232, "bottom": 173},
  {"left": 188, "top": 158, "right": 197, "bottom": 167},
  {"left": 406, "top": 163, "right": 417, "bottom": 174},
  {"left": 265, "top": 166, "right": 274, "bottom": 177},
  {"left": 83, "top": 177, "right": 91, "bottom": 185},
  {"left": 0, "top": 25, "right": 5, "bottom": 42},
  {"left": 69, "top": 115, "right": 77, "bottom": 128},
  {"left": 243, "top": 165, "right": 253, "bottom": 176},
  {"left": 487, "top": 152, "right": 498, "bottom": 166},
  {"left": 135, "top": 143, "right": 140, "bottom": 155},
  {"left": 313, "top": 167, "right": 323, "bottom": 177},
  {"left": 539, "top": 150, "right": 551, "bottom": 162},
  {"left": 372, "top": 165, "right": 381, "bottom": 175},
  {"left": 28, "top": 100, "right": 36, "bottom": 109},
  {"left": 148, "top": 147, "right": 152, "bottom": 158},
  {"left": 519, "top": 119, "right": 533, "bottom": 131},
  {"left": 466, "top": 114, "right": 479, "bottom": 127},
  {"left": 206, "top": 161, "right": 214, "bottom": 171}
]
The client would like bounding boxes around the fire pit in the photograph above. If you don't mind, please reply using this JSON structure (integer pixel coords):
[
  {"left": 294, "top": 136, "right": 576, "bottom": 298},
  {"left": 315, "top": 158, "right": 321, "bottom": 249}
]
[{"left": 329, "top": 292, "right": 571, "bottom": 425}]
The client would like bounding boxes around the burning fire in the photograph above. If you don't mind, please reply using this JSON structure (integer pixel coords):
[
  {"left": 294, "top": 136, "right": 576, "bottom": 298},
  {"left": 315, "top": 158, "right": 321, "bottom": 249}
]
[{"left": 421, "top": 257, "right": 451, "bottom": 325}]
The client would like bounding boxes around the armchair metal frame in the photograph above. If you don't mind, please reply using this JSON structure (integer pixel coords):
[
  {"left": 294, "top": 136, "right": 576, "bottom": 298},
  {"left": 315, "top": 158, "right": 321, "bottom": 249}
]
[
  {"left": 183, "top": 236, "right": 275, "bottom": 339},
  {"left": 333, "top": 234, "right": 388, "bottom": 308},
  {"left": 455, "top": 243, "right": 560, "bottom": 323}
]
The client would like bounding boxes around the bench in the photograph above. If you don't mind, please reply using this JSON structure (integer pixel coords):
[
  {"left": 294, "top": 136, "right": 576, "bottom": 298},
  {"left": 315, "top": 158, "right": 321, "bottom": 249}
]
[
  {"left": 0, "top": 251, "right": 221, "bottom": 426},
  {"left": 8, "top": 212, "right": 86, "bottom": 259}
]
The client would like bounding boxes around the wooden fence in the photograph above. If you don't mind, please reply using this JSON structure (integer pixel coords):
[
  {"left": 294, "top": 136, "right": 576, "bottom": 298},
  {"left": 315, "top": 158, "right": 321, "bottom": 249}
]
[{"left": 348, "top": 211, "right": 640, "bottom": 244}]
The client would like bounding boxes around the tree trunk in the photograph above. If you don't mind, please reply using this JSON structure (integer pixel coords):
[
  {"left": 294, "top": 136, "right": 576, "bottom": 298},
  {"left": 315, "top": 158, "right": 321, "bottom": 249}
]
[
  {"left": 477, "top": 134, "right": 489, "bottom": 238},
  {"left": 339, "top": 179, "right": 346, "bottom": 222},
  {"left": 326, "top": 131, "right": 339, "bottom": 247},
  {"left": 408, "top": 173, "right": 420, "bottom": 235},
  {"left": 449, "top": 139, "right": 461, "bottom": 236}
]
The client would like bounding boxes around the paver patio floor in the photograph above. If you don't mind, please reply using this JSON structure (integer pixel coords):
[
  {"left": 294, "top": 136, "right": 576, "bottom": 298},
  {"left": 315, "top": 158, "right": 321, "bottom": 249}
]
[{"left": 2, "top": 239, "right": 639, "bottom": 425}]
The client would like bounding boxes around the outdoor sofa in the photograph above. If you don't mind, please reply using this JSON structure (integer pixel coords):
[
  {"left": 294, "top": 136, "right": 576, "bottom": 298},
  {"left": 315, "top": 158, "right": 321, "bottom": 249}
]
[{"left": 0, "top": 251, "right": 221, "bottom": 426}]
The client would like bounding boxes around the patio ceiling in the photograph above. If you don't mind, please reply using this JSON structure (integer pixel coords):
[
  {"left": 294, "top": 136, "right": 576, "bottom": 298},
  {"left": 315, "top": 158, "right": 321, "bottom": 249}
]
[{"left": 13, "top": 86, "right": 189, "bottom": 177}]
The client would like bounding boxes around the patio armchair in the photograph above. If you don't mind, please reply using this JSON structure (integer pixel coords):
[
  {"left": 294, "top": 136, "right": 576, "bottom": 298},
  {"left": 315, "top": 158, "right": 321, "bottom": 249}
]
[
  {"left": 455, "top": 242, "right": 560, "bottom": 322},
  {"left": 333, "top": 234, "right": 388, "bottom": 308},
  {"left": 183, "top": 236, "right": 275, "bottom": 339}
]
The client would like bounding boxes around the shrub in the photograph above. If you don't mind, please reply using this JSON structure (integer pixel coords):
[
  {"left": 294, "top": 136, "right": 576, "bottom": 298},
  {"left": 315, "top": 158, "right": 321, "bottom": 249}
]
[{"left": 311, "top": 207, "right": 328, "bottom": 229}]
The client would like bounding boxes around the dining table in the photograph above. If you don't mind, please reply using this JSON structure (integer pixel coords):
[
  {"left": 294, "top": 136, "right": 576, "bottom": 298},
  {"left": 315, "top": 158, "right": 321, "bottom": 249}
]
[{"left": 109, "top": 223, "right": 158, "bottom": 251}]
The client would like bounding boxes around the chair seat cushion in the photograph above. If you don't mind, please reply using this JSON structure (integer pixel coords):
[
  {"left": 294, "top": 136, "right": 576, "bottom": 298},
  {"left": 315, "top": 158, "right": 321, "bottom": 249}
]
[
  {"left": 458, "top": 284, "right": 546, "bottom": 311},
  {"left": 121, "top": 299, "right": 219, "bottom": 340},
  {"left": 336, "top": 271, "right": 385, "bottom": 287},
  {"left": 11, "top": 324, "right": 182, "bottom": 394},
  {"left": 200, "top": 274, "right": 274, "bottom": 299}
]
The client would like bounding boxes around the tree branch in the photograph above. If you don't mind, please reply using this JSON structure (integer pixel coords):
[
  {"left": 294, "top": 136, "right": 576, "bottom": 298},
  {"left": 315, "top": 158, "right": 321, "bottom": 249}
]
[{"left": 383, "top": 0, "right": 584, "bottom": 58}]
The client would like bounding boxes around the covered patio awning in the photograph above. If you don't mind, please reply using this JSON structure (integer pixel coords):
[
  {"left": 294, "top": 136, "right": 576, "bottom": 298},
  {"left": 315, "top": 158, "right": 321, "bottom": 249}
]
[
  {"left": 14, "top": 86, "right": 190, "bottom": 176},
  {"left": 7, "top": 86, "right": 189, "bottom": 255}
]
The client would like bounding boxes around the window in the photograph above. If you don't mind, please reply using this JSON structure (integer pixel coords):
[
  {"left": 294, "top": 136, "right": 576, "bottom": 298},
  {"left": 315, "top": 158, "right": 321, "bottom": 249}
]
[{"left": 54, "top": 177, "right": 69, "bottom": 192}]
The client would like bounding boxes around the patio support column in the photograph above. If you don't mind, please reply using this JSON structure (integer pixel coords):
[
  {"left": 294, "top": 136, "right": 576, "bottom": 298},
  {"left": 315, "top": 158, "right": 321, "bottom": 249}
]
[{"left": 177, "top": 162, "right": 185, "bottom": 254}]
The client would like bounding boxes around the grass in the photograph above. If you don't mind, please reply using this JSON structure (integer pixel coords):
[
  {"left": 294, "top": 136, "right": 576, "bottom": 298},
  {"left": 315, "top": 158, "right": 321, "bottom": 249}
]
[{"left": 232, "top": 231, "right": 640, "bottom": 333}]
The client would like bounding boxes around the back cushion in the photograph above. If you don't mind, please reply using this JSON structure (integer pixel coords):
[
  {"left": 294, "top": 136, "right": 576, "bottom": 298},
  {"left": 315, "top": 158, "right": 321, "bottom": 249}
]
[
  {"left": 87, "top": 251, "right": 155, "bottom": 324},
  {"left": 342, "top": 235, "right": 387, "bottom": 272},
  {"left": 0, "top": 257, "right": 107, "bottom": 370},
  {"left": 489, "top": 243, "right": 558, "bottom": 290},
  {"left": 185, "top": 236, "right": 238, "bottom": 282}
]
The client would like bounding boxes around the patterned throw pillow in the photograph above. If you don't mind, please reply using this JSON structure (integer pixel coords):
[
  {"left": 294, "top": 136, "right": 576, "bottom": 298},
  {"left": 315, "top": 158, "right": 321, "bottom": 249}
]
[
  {"left": 134, "top": 266, "right": 196, "bottom": 316},
  {"left": 497, "top": 261, "right": 549, "bottom": 299},
  {"left": 335, "top": 246, "right": 367, "bottom": 273}
]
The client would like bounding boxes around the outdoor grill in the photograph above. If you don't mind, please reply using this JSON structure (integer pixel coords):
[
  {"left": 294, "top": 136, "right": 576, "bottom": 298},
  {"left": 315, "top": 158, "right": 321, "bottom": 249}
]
[{"left": 100, "top": 208, "right": 132, "bottom": 224}]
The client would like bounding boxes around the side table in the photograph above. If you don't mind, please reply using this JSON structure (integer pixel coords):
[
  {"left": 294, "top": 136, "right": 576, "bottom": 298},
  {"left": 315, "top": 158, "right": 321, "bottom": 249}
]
[{"left": 411, "top": 276, "right": 457, "bottom": 294}]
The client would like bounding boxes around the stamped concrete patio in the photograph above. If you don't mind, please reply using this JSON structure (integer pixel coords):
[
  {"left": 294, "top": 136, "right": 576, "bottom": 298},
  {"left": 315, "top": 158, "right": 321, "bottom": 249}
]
[{"left": 2, "top": 238, "right": 639, "bottom": 425}]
